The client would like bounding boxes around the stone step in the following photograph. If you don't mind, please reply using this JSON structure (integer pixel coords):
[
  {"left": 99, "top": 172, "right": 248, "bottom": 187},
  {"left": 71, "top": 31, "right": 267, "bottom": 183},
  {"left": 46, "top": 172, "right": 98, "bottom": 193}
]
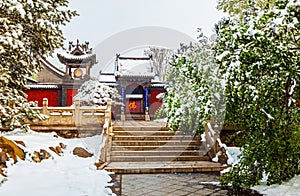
[
  {"left": 112, "top": 135, "right": 197, "bottom": 141},
  {"left": 110, "top": 155, "right": 210, "bottom": 162},
  {"left": 113, "top": 126, "right": 169, "bottom": 131},
  {"left": 104, "top": 161, "right": 227, "bottom": 174},
  {"left": 125, "top": 114, "right": 145, "bottom": 120},
  {"left": 112, "top": 130, "right": 175, "bottom": 136},
  {"left": 112, "top": 140, "right": 200, "bottom": 147},
  {"left": 111, "top": 150, "right": 205, "bottom": 157},
  {"left": 111, "top": 145, "right": 200, "bottom": 151}
]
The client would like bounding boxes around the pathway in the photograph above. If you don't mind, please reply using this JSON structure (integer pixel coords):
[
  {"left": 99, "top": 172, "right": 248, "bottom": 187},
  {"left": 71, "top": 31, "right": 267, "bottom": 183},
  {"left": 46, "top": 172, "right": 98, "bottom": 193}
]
[
  {"left": 105, "top": 121, "right": 263, "bottom": 196},
  {"left": 108, "top": 172, "right": 263, "bottom": 196}
]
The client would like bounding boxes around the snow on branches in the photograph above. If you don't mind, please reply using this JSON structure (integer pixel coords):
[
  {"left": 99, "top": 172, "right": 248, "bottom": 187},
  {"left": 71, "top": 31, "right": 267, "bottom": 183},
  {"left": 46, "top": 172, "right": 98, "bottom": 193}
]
[
  {"left": 160, "top": 36, "right": 226, "bottom": 135},
  {"left": 73, "top": 80, "right": 121, "bottom": 106},
  {"left": 217, "top": 0, "right": 300, "bottom": 188},
  {"left": 0, "top": 0, "right": 77, "bottom": 130}
]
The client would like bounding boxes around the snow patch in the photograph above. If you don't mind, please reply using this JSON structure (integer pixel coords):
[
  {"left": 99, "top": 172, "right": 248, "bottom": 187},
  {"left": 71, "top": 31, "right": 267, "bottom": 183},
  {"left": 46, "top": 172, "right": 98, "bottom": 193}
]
[{"left": 0, "top": 131, "right": 114, "bottom": 196}]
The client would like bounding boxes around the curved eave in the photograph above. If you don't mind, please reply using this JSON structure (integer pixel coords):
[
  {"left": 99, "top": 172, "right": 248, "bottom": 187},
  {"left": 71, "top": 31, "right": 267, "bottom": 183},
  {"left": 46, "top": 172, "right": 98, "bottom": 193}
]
[
  {"left": 40, "top": 58, "right": 65, "bottom": 79},
  {"left": 116, "top": 74, "right": 155, "bottom": 79},
  {"left": 26, "top": 84, "right": 59, "bottom": 89},
  {"left": 57, "top": 53, "right": 97, "bottom": 65},
  {"left": 150, "top": 83, "right": 165, "bottom": 88}
]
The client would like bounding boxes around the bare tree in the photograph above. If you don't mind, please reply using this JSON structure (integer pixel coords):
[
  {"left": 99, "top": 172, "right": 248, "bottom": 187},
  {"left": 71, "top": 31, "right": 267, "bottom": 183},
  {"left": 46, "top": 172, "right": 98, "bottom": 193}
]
[{"left": 144, "top": 47, "right": 173, "bottom": 82}]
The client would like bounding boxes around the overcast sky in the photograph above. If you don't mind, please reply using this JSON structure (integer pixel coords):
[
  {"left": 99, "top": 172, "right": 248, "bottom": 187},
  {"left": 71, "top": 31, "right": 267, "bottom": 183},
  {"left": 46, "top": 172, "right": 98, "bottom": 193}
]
[
  {"left": 62, "top": 0, "right": 224, "bottom": 48},
  {"left": 53, "top": 0, "right": 225, "bottom": 74}
]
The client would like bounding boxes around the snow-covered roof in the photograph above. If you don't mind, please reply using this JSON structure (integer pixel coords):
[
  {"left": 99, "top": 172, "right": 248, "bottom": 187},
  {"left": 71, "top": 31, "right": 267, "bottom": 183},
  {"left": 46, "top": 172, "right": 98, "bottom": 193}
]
[
  {"left": 101, "top": 83, "right": 118, "bottom": 87},
  {"left": 99, "top": 73, "right": 116, "bottom": 83},
  {"left": 26, "top": 76, "right": 38, "bottom": 84},
  {"left": 40, "top": 58, "right": 65, "bottom": 78},
  {"left": 150, "top": 83, "right": 165, "bottom": 88},
  {"left": 115, "top": 56, "right": 154, "bottom": 78},
  {"left": 57, "top": 52, "right": 97, "bottom": 65},
  {"left": 26, "top": 84, "right": 59, "bottom": 89}
]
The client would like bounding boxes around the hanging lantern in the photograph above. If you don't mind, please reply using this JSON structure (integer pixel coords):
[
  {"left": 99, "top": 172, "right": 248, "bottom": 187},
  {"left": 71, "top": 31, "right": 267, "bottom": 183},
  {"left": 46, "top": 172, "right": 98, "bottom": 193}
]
[{"left": 73, "top": 68, "right": 83, "bottom": 78}]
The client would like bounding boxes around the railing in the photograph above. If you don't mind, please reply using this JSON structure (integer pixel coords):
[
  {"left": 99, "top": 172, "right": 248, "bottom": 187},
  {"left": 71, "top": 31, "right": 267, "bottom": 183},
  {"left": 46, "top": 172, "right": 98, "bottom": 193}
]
[
  {"left": 204, "top": 122, "right": 221, "bottom": 159},
  {"left": 203, "top": 122, "right": 234, "bottom": 165},
  {"left": 29, "top": 98, "right": 112, "bottom": 135},
  {"left": 28, "top": 98, "right": 113, "bottom": 166}
]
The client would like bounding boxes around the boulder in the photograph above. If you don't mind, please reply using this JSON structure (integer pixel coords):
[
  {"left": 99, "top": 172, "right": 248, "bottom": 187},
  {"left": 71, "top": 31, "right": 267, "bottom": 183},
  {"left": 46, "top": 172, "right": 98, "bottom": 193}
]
[
  {"left": 32, "top": 151, "right": 41, "bottom": 163},
  {"left": 0, "top": 164, "right": 6, "bottom": 177},
  {"left": 217, "top": 147, "right": 228, "bottom": 165},
  {"left": 49, "top": 146, "right": 61, "bottom": 156},
  {"left": 55, "top": 146, "right": 63, "bottom": 154},
  {"left": 59, "top": 142, "right": 66, "bottom": 149},
  {"left": 40, "top": 149, "right": 51, "bottom": 160},
  {"left": 0, "top": 136, "right": 25, "bottom": 162},
  {"left": 0, "top": 151, "right": 9, "bottom": 165},
  {"left": 73, "top": 147, "right": 93, "bottom": 158},
  {"left": 14, "top": 140, "right": 26, "bottom": 147},
  {"left": 32, "top": 149, "right": 52, "bottom": 163}
]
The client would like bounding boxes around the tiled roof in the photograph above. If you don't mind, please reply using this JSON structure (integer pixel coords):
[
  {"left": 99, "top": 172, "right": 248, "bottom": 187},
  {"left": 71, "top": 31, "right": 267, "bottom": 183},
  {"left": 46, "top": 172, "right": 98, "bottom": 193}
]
[
  {"left": 57, "top": 53, "right": 97, "bottom": 65},
  {"left": 115, "top": 56, "right": 154, "bottom": 78},
  {"left": 26, "top": 84, "right": 59, "bottom": 89},
  {"left": 40, "top": 58, "right": 65, "bottom": 78}
]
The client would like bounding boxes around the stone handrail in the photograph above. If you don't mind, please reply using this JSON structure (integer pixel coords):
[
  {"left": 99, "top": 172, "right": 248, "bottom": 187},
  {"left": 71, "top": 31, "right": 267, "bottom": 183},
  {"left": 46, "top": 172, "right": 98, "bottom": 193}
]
[
  {"left": 204, "top": 122, "right": 221, "bottom": 159},
  {"left": 29, "top": 98, "right": 112, "bottom": 135}
]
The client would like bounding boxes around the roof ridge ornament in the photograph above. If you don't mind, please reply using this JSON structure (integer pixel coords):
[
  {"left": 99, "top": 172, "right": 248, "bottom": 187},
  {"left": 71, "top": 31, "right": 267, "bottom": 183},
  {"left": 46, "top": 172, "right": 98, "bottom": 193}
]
[{"left": 68, "top": 39, "right": 92, "bottom": 55}]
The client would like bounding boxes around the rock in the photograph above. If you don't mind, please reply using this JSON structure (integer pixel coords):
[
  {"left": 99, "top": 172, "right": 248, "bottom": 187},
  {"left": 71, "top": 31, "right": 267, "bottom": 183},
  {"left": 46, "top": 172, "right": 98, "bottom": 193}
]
[
  {"left": 14, "top": 140, "right": 26, "bottom": 147},
  {"left": 95, "top": 160, "right": 107, "bottom": 169},
  {"left": 32, "top": 151, "right": 41, "bottom": 163},
  {"left": 0, "top": 144, "right": 19, "bottom": 164},
  {"left": 0, "top": 164, "right": 7, "bottom": 177},
  {"left": 49, "top": 146, "right": 60, "bottom": 156},
  {"left": 0, "top": 151, "right": 9, "bottom": 165},
  {"left": 40, "top": 149, "right": 51, "bottom": 160},
  {"left": 73, "top": 147, "right": 93, "bottom": 158},
  {"left": 55, "top": 146, "right": 63, "bottom": 154},
  {"left": 0, "top": 136, "right": 25, "bottom": 162},
  {"left": 32, "top": 149, "right": 52, "bottom": 163},
  {"left": 59, "top": 142, "right": 66, "bottom": 149},
  {"left": 217, "top": 147, "right": 228, "bottom": 165}
]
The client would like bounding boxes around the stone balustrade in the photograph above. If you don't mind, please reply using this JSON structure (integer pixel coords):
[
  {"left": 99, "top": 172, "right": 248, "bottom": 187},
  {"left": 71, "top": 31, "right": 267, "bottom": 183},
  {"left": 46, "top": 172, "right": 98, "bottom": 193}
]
[
  {"left": 29, "top": 98, "right": 112, "bottom": 135},
  {"left": 204, "top": 122, "right": 222, "bottom": 159}
]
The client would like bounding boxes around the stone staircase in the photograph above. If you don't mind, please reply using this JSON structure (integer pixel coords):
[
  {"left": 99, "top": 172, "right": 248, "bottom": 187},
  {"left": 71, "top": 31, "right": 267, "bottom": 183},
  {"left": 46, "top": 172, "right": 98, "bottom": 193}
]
[{"left": 104, "top": 122, "right": 227, "bottom": 174}]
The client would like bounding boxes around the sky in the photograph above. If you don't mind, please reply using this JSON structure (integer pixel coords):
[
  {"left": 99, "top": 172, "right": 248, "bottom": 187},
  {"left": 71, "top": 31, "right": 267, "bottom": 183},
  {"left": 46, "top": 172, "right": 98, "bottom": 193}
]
[{"left": 52, "top": 0, "right": 225, "bottom": 74}]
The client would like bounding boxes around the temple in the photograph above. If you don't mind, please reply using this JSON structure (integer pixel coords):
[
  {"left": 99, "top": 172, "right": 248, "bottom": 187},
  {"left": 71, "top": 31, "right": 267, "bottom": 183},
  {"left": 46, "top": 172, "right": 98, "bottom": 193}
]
[{"left": 26, "top": 40, "right": 165, "bottom": 120}]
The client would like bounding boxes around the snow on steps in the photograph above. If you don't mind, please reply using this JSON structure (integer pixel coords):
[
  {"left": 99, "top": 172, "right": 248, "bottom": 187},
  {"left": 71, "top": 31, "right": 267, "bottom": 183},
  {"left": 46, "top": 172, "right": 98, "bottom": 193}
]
[{"left": 103, "top": 122, "right": 228, "bottom": 174}]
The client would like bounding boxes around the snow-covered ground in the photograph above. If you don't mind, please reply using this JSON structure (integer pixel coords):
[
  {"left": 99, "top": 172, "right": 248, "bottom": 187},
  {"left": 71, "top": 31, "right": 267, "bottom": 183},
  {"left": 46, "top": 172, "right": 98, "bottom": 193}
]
[
  {"left": 0, "top": 129, "right": 298, "bottom": 196},
  {"left": 0, "top": 130, "right": 114, "bottom": 196},
  {"left": 253, "top": 175, "right": 300, "bottom": 196}
]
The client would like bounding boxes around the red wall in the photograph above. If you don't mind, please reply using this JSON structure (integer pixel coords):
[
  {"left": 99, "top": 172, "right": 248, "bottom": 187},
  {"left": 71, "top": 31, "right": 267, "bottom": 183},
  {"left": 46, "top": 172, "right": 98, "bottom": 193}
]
[
  {"left": 67, "top": 89, "right": 78, "bottom": 106},
  {"left": 25, "top": 89, "right": 59, "bottom": 107},
  {"left": 149, "top": 90, "right": 164, "bottom": 116}
]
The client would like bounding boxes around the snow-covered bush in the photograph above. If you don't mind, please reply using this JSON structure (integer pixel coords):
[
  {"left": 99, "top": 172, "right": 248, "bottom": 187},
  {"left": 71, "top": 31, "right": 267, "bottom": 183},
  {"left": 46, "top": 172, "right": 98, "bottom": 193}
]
[
  {"left": 0, "top": 0, "right": 77, "bottom": 130},
  {"left": 216, "top": 0, "right": 300, "bottom": 188},
  {"left": 73, "top": 80, "right": 121, "bottom": 106},
  {"left": 160, "top": 32, "right": 226, "bottom": 135}
]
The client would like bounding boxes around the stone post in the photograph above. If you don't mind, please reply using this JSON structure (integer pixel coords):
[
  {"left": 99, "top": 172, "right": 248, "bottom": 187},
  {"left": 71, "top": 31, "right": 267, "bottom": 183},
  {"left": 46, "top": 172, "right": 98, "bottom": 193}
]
[
  {"left": 74, "top": 100, "right": 81, "bottom": 126},
  {"left": 144, "top": 87, "right": 150, "bottom": 121},
  {"left": 105, "top": 99, "right": 112, "bottom": 135},
  {"left": 42, "top": 98, "right": 48, "bottom": 115},
  {"left": 121, "top": 87, "right": 125, "bottom": 121}
]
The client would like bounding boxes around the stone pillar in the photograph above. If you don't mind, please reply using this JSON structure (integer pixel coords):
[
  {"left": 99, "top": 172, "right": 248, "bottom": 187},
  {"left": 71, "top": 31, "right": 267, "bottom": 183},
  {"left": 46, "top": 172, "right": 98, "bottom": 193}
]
[
  {"left": 121, "top": 87, "right": 125, "bottom": 121},
  {"left": 74, "top": 100, "right": 81, "bottom": 126},
  {"left": 42, "top": 98, "right": 49, "bottom": 115},
  {"left": 144, "top": 87, "right": 150, "bottom": 121}
]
